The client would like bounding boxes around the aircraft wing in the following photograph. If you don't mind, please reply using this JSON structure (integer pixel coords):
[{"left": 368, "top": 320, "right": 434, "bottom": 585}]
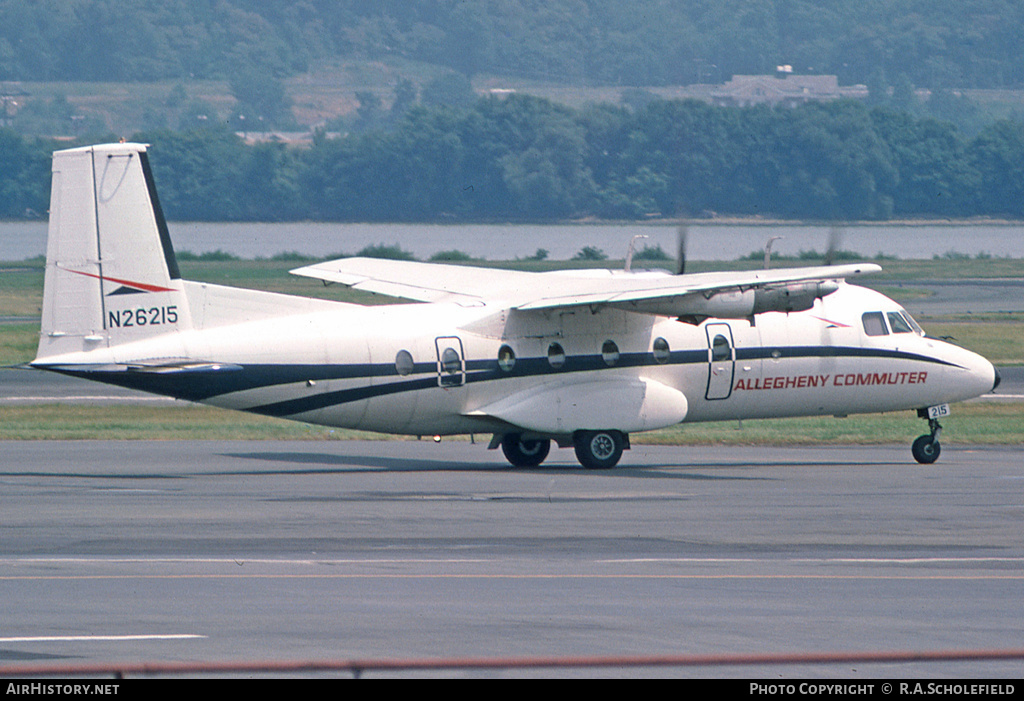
[
  {"left": 290, "top": 258, "right": 532, "bottom": 306},
  {"left": 291, "top": 258, "right": 881, "bottom": 317}
]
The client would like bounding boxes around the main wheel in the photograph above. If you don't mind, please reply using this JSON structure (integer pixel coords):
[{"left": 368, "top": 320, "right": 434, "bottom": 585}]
[
  {"left": 500, "top": 434, "right": 551, "bottom": 467},
  {"left": 573, "top": 430, "right": 625, "bottom": 470},
  {"left": 912, "top": 434, "right": 941, "bottom": 464}
]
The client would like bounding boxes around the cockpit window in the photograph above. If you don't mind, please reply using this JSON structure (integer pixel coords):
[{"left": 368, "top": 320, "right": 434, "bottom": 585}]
[
  {"left": 900, "top": 310, "right": 924, "bottom": 335},
  {"left": 887, "top": 311, "right": 913, "bottom": 334},
  {"left": 862, "top": 312, "right": 888, "bottom": 337}
]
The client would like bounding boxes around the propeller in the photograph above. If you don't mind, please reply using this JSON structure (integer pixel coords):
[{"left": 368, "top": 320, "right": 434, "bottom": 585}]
[
  {"left": 824, "top": 225, "right": 843, "bottom": 266},
  {"left": 675, "top": 223, "right": 687, "bottom": 275}
]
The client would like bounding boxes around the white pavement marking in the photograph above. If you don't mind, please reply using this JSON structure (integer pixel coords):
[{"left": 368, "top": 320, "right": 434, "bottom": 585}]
[
  {"left": 0, "top": 396, "right": 175, "bottom": 403},
  {"left": 0, "top": 634, "right": 205, "bottom": 643}
]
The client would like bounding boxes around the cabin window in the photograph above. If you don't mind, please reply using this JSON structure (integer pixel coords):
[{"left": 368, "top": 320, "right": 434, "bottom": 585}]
[
  {"left": 395, "top": 350, "right": 415, "bottom": 376},
  {"left": 601, "top": 340, "right": 620, "bottom": 366},
  {"left": 497, "top": 344, "right": 516, "bottom": 372},
  {"left": 887, "top": 311, "right": 913, "bottom": 334},
  {"left": 862, "top": 312, "right": 888, "bottom": 337},
  {"left": 440, "top": 347, "right": 461, "bottom": 375},
  {"left": 711, "top": 334, "right": 731, "bottom": 361},
  {"left": 653, "top": 337, "right": 670, "bottom": 364},
  {"left": 547, "top": 342, "right": 566, "bottom": 369}
]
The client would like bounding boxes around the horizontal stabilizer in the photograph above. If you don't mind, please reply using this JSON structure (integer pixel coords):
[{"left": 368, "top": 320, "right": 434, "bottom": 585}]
[{"left": 35, "top": 360, "right": 243, "bottom": 374}]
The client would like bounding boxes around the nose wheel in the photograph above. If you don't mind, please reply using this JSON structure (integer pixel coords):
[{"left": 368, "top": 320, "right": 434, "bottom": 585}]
[{"left": 911, "top": 417, "right": 942, "bottom": 464}]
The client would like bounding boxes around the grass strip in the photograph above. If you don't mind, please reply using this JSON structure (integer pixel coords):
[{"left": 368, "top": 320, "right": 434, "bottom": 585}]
[
  {"left": 640, "top": 402, "right": 1024, "bottom": 446},
  {"left": 0, "top": 403, "right": 390, "bottom": 441},
  {"left": 1, "top": 401, "right": 1020, "bottom": 444}
]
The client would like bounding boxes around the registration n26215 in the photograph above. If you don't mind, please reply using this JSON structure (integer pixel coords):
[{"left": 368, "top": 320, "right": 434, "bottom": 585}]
[{"left": 108, "top": 305, "right": 178, "bottom": 328}]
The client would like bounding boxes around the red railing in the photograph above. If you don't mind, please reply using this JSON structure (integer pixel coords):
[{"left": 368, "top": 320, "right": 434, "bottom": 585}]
[{"left": 3, "top": 648, "right": 1024, "bottom": 678}]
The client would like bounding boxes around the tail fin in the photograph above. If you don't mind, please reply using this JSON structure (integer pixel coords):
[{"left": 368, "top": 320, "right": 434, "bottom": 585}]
[{"left": 36, "top": 143, "right": 192, "bottom": 361}]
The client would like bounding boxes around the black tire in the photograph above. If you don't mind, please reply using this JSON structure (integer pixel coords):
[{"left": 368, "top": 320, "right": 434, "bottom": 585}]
[
  {"left": 573, "top": 430, "right": 625, "bottom": 470},
  {"left": 500, "top": 434, "right": 551, "bottom": 467},
  {"left": 912, "top": 434, "right": 941, "bottom": 464}
]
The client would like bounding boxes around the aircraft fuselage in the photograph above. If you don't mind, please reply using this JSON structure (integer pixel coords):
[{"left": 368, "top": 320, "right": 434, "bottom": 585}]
[
  {"left": 46, "top": 282, "right": 996, "bottom": 443},
  {"left": 31, "top": 143, "right": 999, "bottom": 469}
]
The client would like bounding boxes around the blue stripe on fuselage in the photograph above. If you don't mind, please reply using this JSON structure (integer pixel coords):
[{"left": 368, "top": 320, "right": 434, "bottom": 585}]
[{"left": 46, "top": 345, "right": 961, "bottom": 418}]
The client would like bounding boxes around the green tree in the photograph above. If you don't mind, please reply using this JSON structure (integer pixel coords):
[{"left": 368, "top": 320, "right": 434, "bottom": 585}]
[
  {"left": 238, "top": 142, "right": 303, "bottom": 220},
  {"left": 228, "top": 70, "right": 294, "bottom": 130},
  {"left": 969, "top": 120, "right": 1024, "bottom": 217},
  {"left": 135, "top": 128, "right": 248, "bottom": 220},
  {"left": 388, "top": 78, "right": 418, "bottom": 125},
  {"left": 0, "top": 129, "right": 49, "bottom": 217},
  {"left": 871, "top": 108, "right": 977, "bottom": 216},
  {"left": 729, "top": 101, "right": 897, "bottom": 220},
  {"left": 421, "top": 72, "right": 478, "bottom": 110},
  {"left": 353, "top": 90, "right": 384, "bottom": 132}
]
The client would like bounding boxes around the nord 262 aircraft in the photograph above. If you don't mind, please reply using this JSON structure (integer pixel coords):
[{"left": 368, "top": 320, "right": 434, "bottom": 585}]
[{"left": 30, "top": 143, "right": 1000, "bottom": 468}]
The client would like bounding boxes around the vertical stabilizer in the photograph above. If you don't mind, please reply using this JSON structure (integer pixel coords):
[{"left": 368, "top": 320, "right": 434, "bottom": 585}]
[{"left": 36, "top": 143, "right": 191, "bottom": 360}]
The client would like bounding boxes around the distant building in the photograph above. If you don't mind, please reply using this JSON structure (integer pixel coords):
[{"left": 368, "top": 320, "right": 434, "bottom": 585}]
[
  {"left": 0, "top": 83, "right": 29, "bottom": 127},
  {"left": 235, "top": 130, "right": 341, "bottom": 147},
  {"left": 705, "top": 74, "right": 867, "bottom": 108}
]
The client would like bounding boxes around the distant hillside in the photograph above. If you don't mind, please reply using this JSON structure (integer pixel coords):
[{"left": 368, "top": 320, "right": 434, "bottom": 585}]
[
  {"left": 1, "top": 1, "right": 1023, "bottom": 90},
  {"left": 5, "top": 94, "right": 1024, "bottom": 222}
]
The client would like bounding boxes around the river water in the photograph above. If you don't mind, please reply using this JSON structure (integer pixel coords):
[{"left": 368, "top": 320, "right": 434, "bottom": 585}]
[{"left": 3, "top": 220, "right": 1024, "bottom": 262}]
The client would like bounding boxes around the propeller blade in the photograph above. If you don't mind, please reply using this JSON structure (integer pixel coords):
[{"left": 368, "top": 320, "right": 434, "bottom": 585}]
[
  {"left": 824, "top": 225, "right": 843, "bottom": 266},
  {"left": 675, "top": 224, "right": 687, "bottom": 275}
]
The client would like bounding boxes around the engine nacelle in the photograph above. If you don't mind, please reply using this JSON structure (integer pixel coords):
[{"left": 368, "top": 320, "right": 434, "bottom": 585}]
[
  {"left": 752, "top": 281, "right": 839, "bottom": 314},
  {"left": 669, "top": 281, "right": 840, "bottom": 321}
]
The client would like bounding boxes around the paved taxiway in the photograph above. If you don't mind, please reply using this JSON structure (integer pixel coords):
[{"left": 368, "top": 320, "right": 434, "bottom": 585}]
[
  {"left": 898, "top": 278, "right": 1024, "bottom": 315},
  {"left": 2, "top": 440, "right": 1023, "bottom": 677}
]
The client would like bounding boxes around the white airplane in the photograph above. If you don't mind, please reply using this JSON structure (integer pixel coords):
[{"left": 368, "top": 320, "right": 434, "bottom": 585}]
[{"left": 30, "top": 143, "right": 1000, "bottom": 468}]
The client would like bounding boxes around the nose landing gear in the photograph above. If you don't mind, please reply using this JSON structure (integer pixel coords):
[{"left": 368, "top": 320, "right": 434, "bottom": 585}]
[{"left": 912, "top": 413, "right": 943, "bottom": 464}]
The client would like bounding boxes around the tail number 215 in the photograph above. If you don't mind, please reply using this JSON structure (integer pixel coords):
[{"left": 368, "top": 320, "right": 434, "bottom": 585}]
[{"left": 108, "top": 305, "right": 178, "bottom": 329}]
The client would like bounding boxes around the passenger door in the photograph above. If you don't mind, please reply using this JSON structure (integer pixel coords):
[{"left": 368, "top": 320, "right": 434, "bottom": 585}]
[
  {"left": 435, "top": 336, "right": 465, "bottom": 387},
  {"left": 705, "top": 322, "right": 735, "bottom": 400}
]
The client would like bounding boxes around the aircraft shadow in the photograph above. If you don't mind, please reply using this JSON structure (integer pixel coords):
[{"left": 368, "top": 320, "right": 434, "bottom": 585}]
[
  {"left": 216, "top": 450, "right": 900, "bottom": 479},
  {"left": 223, "top": 450, "right": 512, "bottom": 474}
]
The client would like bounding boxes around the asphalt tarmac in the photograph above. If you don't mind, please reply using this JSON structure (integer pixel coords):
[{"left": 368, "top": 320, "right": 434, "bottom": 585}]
[
  {"left": 2, "top": 275, "right": 1021, "bottom": 678},
  {"left": 2, "top": 440, "right": 1023, "bottom": 678},
  {"left": 897, "top": 278, "right": 1024, "bottom": 315}
]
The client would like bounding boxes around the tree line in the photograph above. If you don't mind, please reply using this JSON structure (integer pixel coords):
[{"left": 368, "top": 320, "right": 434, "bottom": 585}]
[
  {"left": 2, "top": 95, "right": 1024, "bottom": 222},
  {"left": 1, "top": 1, "right": 1023, "bottom": 90}
]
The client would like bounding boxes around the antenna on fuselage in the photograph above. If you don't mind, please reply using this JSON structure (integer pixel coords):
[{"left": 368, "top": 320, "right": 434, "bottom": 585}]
[
  {"left": 624, "top": 234, "right": 648, "bottom": 272},
  {"left": 764, "top": 236, "right": 783, "bottom": 269}
]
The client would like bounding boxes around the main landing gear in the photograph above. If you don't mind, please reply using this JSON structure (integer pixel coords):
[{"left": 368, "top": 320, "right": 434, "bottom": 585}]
[
  {"left": 497, "top": 430, "right": 628, "bottom": 469},
  {"left": 500, "top": 433, "right": 551, "bottom": 467},
  {"left": 911, "top": 412, "right": 943, "bottom": 464},
  {"left": 573, "top": 430, "right": 627, "bottom": 470}
]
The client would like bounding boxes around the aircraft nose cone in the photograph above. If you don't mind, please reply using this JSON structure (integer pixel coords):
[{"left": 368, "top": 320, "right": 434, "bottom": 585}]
[{"left": 993, "top": 367, "right": 1001, "bottom": 392}]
